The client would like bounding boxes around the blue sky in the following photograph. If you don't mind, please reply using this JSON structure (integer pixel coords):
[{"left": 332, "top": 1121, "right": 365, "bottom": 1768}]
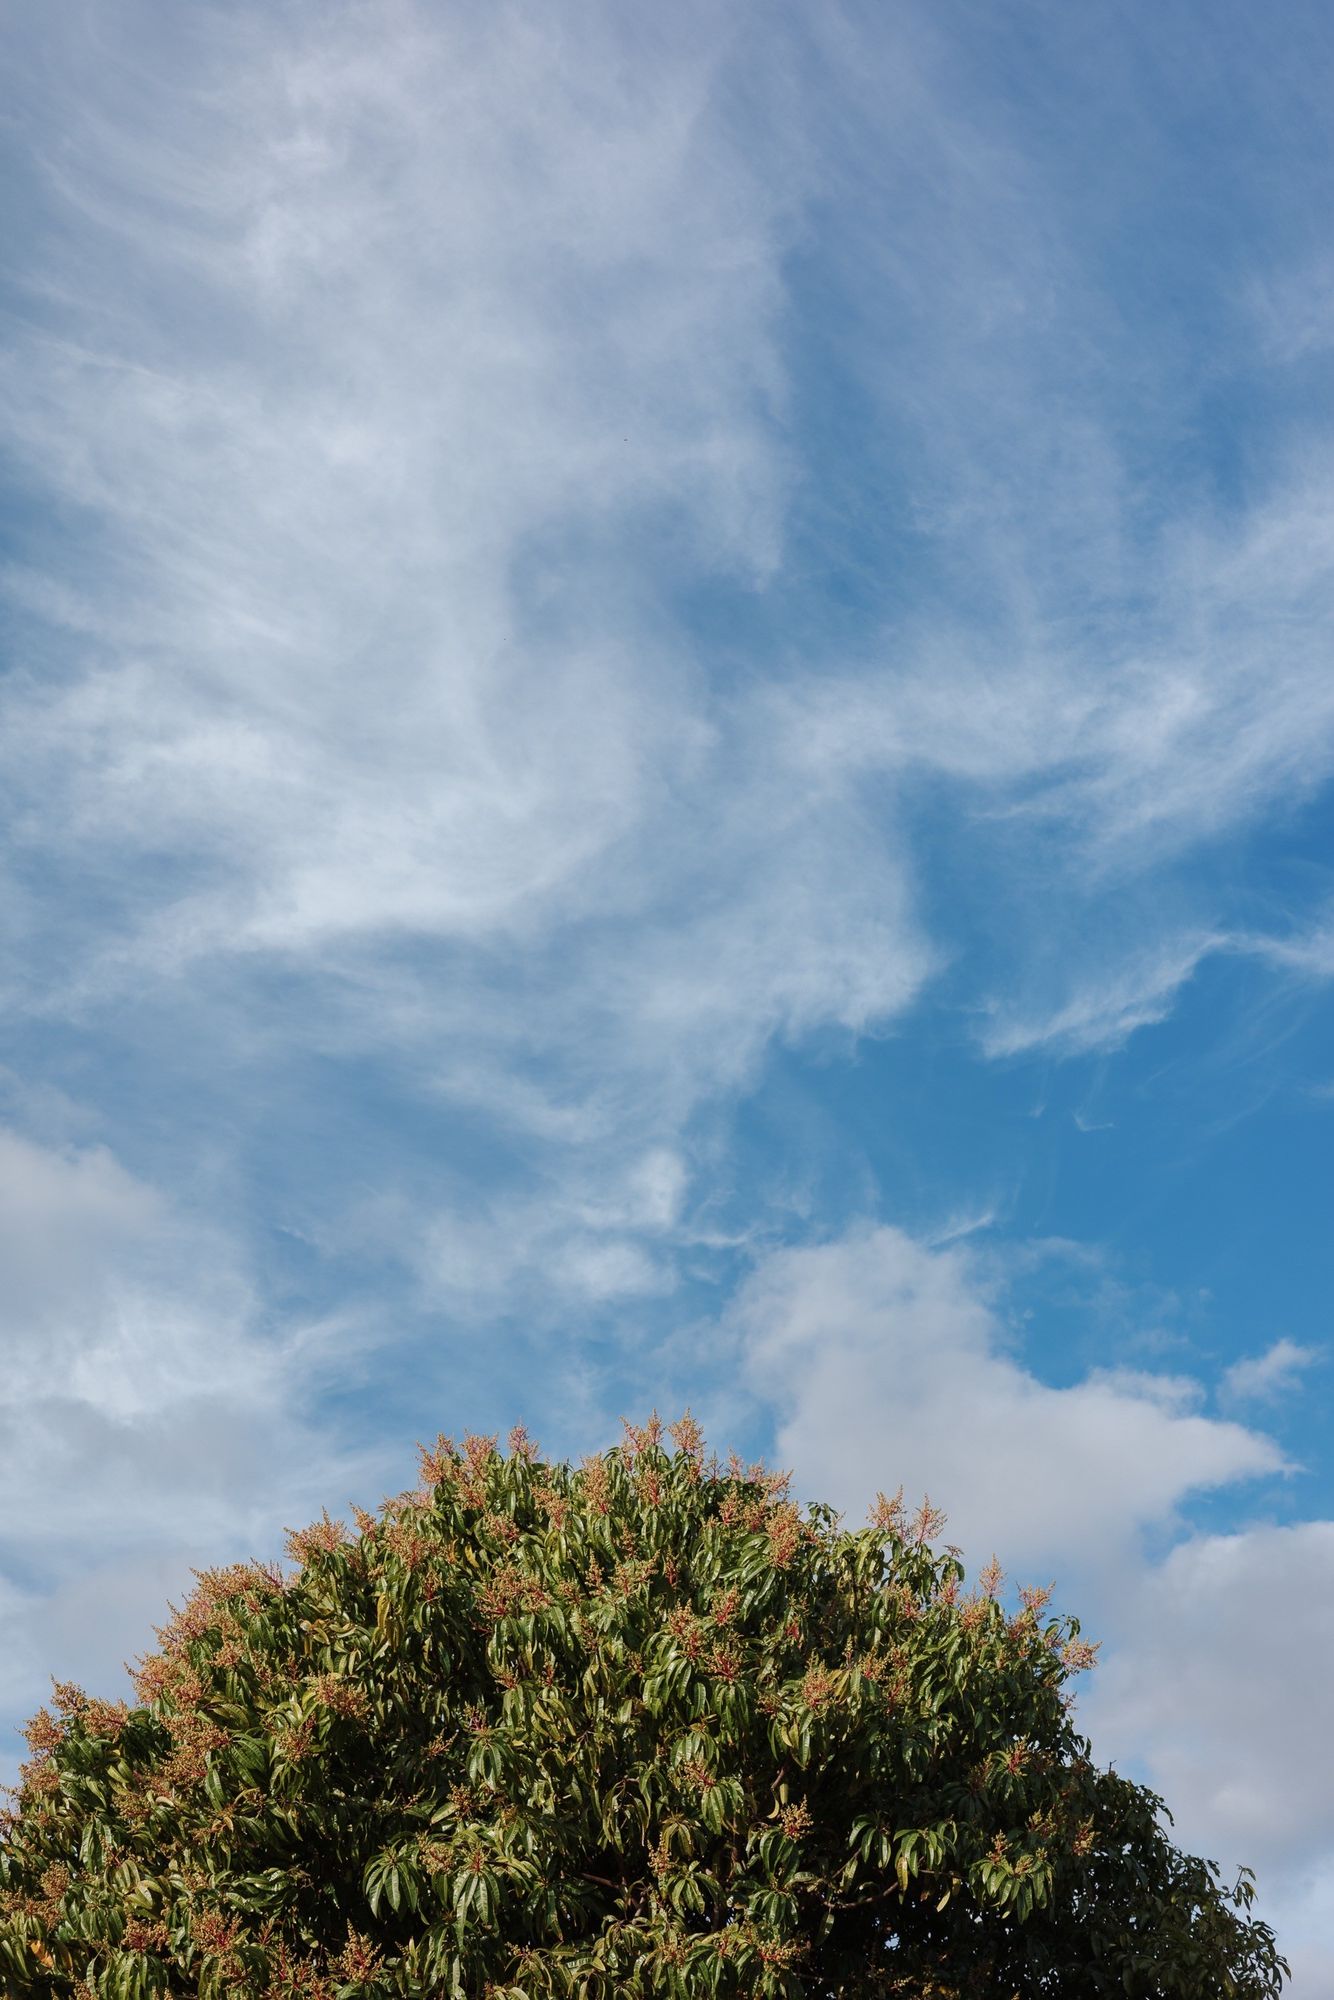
[{"left": 3, "top": 0, "right": 1334, "bottom": 1985}]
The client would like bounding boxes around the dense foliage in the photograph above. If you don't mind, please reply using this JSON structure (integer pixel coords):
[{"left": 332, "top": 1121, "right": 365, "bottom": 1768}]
[{"left": 2, "top": 1419, "right": 1287, "bottom": 1998}]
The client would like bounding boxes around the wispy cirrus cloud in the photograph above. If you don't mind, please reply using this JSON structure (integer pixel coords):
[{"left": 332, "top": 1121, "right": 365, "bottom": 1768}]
[
  {"left": 0, "top": 1, "right": 940, "bottom": 1196},
  {"left": 6, "top": 0, "right": 1334, "bottom": 1161}
]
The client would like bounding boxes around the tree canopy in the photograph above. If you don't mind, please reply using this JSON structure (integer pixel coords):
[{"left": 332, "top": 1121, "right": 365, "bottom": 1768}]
[{"left": 1, "top": 1418, "right": 1288, "bottom": 1998}]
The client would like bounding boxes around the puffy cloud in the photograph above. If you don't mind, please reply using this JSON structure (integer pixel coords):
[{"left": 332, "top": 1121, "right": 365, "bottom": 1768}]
[
  {"left": 735, "top": 1225, "right": 1282, "bottom": 1574},
  {"left": 736, "top": 1225, "right": 1330, "bottom": 1984},
  {"left": 1085, "top": 1523, "right": 1334, "bottom": 1995},
  {"left": 1089, "top": 1522, "right": 1334, "bottom": 1871}
]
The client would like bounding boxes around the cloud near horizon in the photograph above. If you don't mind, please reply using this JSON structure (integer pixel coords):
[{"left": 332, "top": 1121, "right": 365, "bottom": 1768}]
[{"left": 733, "top": 1222, "right": 1334, "bottom": 1986}]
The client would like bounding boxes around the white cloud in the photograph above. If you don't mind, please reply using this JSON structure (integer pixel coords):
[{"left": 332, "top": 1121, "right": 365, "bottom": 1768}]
[
  {"left": 1223, "top": 1337, "right": 1320, "bottom": 1406},
  {"left": 975, "top": 932, "right": 1224, "bottom": 1058},
  {"left": 0, "top": 1125, "right": 387, "bottom": 1770},
  {"left": 0, "top": 0, "right": 792, "bottom": 965},
  {"left": 1084, "top": 1523, "right": 1334, "bottom": 1995},
  {"left": 5, "top": 0, "right": 1334, "bottom": 1169},
  {"left": 0, "top": 5, "right": 946, "bottom": 1276},
  {"left": 0, "top": 1129, "right": 162, "bottom": 1340},
  {"left": 735, "top": 1225, "right": 1283, "bottom": 1574},
  {"left": 1, "top": 1, "right": 1334, "bottom": 1376},
  {"left": 3, "top": 13, "right": 1333, "bottom": 1977},
  {"left": 0, "top": 1128, "right": 351, "bottom": 1543},
  {"left": 331, "top": 1145, "right": 697, "bottom": 1321},
  {"left": 416, "top": 1202, "right": 671, "bottom": 1311},
  {"left": 736, "top": 1225, "right": 1331, "bottom": 1986},
  {"left": 1088, "top": 1522, "right": 1334, "bottom": 1871},
  {"left": 1236, "top": 917, "right": 1334, "bottom": 980}
]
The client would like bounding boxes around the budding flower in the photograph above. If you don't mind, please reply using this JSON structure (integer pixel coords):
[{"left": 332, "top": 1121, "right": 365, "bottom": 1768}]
[{"left": 1062, "top": 1637, "right": 1100, "bottom": 1673}]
